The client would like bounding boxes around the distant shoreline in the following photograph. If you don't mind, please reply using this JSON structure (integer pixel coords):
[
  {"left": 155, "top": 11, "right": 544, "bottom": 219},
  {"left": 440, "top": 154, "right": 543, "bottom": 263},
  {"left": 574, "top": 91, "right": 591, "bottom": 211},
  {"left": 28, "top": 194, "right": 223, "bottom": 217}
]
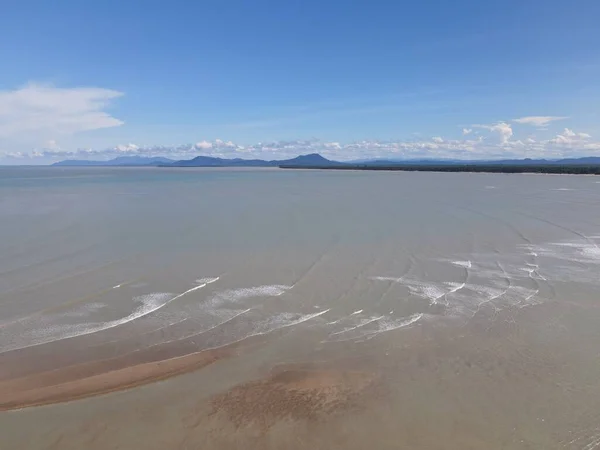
[{"left": 279, "top": 164, "right": 600, "bottom": 175}]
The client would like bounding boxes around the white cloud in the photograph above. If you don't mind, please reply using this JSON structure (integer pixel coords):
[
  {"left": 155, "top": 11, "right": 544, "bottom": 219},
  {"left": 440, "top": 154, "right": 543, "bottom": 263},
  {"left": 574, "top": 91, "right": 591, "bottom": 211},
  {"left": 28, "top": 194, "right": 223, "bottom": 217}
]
[
  {"left": 114, "top": 143, "right": 139, "bottom": 152},
  {"left": 0, "top": 83, "right": 123, "bottom": 145},
  {"left": 194, "top": 140, "right": 213, "bottom": 150},
  {"left": 513, "top": 116, "right": 568, "bottom": 127},
  {"left": 474, "top": 122, "right": 513, "bottom": 144},
  {"left": 3, "top": 127, "right": 599, "bottom": 164},
  {"left": 549, "top": 128, "right": 592, "bottom": 145},
  {"left": 462, "top": 128, "right": 472, "bottom": 135}
]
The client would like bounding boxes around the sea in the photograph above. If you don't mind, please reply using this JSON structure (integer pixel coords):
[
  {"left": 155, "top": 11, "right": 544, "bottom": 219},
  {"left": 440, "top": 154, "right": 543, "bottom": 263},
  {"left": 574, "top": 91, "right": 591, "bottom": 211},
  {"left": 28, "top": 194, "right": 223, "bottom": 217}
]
[{"left": 1, "top": 166, "right": 600, "bottom": 449}]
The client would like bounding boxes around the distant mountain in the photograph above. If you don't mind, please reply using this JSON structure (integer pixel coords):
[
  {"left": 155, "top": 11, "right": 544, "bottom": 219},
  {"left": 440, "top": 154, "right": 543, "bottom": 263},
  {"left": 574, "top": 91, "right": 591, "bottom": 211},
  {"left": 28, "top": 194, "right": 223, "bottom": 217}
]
[
  {"left": 53, "top": 156, "right": 174, "bottom": 166},
  {"left": 169, "top": 156, "right": 271, "bottom": 167},
  {"left": 52, "top": 154, "right": 600, "bottom": 168},
  {"left": 279, "top": 153, "right": 334, "bottom": 166},
  {"left": 168, "top": 153, "right": 338, "bottom": 167}
]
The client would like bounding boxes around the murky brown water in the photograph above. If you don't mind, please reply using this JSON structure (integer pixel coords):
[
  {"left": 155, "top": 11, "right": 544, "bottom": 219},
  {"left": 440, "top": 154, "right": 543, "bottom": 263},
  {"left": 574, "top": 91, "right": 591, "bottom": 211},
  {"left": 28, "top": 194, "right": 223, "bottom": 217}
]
[{"left": 1, "top": 167, "right": 600, "bottom": 449}]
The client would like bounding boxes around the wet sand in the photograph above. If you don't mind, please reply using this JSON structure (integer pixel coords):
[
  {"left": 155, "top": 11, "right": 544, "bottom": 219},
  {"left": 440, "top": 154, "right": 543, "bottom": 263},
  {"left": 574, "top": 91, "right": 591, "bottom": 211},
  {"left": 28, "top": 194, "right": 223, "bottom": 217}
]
[
  {"left": 0, "top": 342, "right": 238, "bottom": 411},
  {"left": 3, "top": 302, "right": 600, "bottom": 450}
]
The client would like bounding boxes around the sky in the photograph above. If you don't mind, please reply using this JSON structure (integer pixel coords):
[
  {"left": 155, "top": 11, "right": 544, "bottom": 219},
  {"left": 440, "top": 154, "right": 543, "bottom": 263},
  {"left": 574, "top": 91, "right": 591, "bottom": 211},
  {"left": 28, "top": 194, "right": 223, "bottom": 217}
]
[{"left": 1, "top": 0, "right": 599, "bottom": 164}]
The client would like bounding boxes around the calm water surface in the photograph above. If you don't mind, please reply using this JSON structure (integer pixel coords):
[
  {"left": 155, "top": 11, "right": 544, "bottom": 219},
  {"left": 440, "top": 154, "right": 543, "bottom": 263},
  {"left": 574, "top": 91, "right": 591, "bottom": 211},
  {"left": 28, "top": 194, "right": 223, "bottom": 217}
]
[{"left": 1, "top": 167, "right": 600, "bottom": 449}]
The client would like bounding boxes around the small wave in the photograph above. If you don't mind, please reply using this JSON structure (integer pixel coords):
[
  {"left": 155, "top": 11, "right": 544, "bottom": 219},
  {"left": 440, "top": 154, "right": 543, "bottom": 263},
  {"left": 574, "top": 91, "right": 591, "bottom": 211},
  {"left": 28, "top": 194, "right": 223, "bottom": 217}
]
[
  {"left": 207, "top": 284, "right": 292, "bottom": 307},
  {"left": 403, "top": 280, "right": 447, "bottom": 304},
  {"left": 330, "top": 316, "right": 385, "bottom": 336},
  {"left": 0, "top": 277, "right": 221, "bottom": 354},
  {"left": 446, "top": 282, "right": 466, "bottom": 294},
  {"left": 370, "top": 276, "right": 403, "bottom": 282},
  {"left": 125, "top": 307, "right": 255, "bottom": 352},
  {"left": 195, "top": 277, "right": 220, "bottom": 285},
  {"left": 0, "top": 292, "right": 175, "bottom": 354},
  {"left": 541, "top": 242, "right": 600, "bottom": 265},
  {"left": 582, "top": 246, "right": 600, "bottom": 259},
  {"left": 236, "top": 309, "right": 331, "bottom": 342},
  {"left": 452, "top": 260, "right": 472, "bottom": 268},
  {"left": 469, "top": 283, "right": 507, "bottom": 301},
  {"left": 326, "top": 313, "right": 423, "bottom": 343},
  {"left": 181, "top": 309, "right": 333, "bottom": 358},
  {"left": 359, "top": 314, "right": 423, "bottom": 340},
  {"left": 170, "top": 277, "right": 220, "bottom": 302}
]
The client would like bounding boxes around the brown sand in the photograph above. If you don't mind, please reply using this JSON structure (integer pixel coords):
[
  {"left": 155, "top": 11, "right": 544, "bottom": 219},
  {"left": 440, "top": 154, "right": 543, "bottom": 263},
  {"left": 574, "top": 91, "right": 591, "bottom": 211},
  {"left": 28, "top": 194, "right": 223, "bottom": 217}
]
[
  {"left": 0, "top": 348, "right": 227, "bottom": 410},
  {"left": 0, "top": 341, "right": 246, "bottom": 411}
]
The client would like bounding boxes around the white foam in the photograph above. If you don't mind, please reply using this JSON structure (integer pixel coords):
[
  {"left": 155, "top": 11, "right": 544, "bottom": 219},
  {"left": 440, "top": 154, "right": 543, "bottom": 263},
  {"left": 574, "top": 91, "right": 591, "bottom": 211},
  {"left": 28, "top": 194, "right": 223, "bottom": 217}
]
[
  {"left": 195, "top": 277, "right": 220, "bottom": 285},
  {"left": 0, "top": 277, "right": 221, "bottom": 354},
  {"left": 135, "top": 307, "right": 254, "bottom": 350},
  {"left": 248, "top": 309, "right": 331, "bottom": 337},
  {"left": 404, "top": 280, "right": 446, "bottom": 304},
  {"left": 99, "top": 314, "right": 190, "bottom": 347},
  {"left": 327, "top": 313, "right": 423, "bottom": 343},
  {"left": 360, "top": 314, "right": 423, "bottom": 339},
  {"left": 351, "top": 309, "right": 363, "bottom": 315},
  {"left": 523, "top": 290, "right": 539, "bottom": 303},
  {"left": 326, "top": 318, "right": 345, "bottom": 325},
  {"left": 112, "top": 284, "right": 122, "bottom": 289},
  {"left": 330, "top": 316, "right": 385, "bottom": 336},
  {"left": 539, "top": 241, "right": 600, "bottom": 266},
  {"left": 0, "top": 292, "right": 175, "bottom": 354},
  {"left": 582, "top": 246, "right": 600, "bottom": 259},
  {"left": 452, "top": 260, "right": 472, "bottom": 268},
  {"left": 370, "top": 276, "right": 403, "bottom": 282},
  {"left": 182, "top": 309, "right": 333, "bottom": 358},
  {"left": 468, "top": 283, "right": 507, "bottom": 301},
  {"left": 446, "top": 282, "right": 466, "bottom": 294},
  {"left": 170, "top": 277, "right": 220, "bottom": 302},
  {"left": 207, "top": 284, "right": 292, "bottom": 307}
]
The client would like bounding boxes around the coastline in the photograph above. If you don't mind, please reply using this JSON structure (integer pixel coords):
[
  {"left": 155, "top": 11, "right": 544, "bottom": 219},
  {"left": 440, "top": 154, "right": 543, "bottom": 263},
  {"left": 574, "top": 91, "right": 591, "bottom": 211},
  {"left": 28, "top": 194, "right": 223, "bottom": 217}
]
[{"left": 278, "top": 164, "right": 600, "bottom": 175}]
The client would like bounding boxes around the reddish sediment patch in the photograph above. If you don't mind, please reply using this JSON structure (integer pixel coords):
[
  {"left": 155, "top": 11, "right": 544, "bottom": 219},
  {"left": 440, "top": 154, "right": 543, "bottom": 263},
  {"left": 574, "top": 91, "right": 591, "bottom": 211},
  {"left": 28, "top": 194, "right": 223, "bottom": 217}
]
[{"left": 209, "top": 364, "right": 383, "bottom": 431}]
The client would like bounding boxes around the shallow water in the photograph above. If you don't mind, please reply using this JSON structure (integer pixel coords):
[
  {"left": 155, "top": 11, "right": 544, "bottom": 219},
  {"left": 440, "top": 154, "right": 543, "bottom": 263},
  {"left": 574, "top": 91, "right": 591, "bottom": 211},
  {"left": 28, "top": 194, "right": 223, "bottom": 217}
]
[{"left": 1, "top": 167, "right": 600, "bottom": 449}]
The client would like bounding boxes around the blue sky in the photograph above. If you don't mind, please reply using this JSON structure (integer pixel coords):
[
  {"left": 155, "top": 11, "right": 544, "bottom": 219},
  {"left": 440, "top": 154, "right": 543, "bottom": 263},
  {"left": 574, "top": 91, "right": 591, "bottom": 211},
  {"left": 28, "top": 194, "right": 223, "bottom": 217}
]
[{"left": 1, "top": 0, "right": 599, "bottom": 163}]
